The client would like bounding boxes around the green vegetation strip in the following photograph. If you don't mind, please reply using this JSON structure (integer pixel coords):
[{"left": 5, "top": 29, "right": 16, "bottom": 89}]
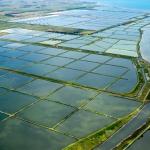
[
  {"left": 139, "top": 82, "right": 150, "bottom": 102},
  {"left": 63, "top": 107, "right": 141, "bottom": 150},
  {"left": 0, "top": 20, "right": 94, "bottom": 35}
]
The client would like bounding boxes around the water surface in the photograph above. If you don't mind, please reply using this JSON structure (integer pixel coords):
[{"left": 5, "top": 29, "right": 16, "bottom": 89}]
[
  {"left": 140, "top": 26, "right": 150, "bottom": 63},
  {"left": 99, "top": 0, "right": 150, "bottom": 10}
]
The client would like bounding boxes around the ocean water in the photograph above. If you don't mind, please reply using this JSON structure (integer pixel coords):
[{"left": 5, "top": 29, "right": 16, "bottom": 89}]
[{"left": 99, "top": 0, "right": 150, "bottom": 10}]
